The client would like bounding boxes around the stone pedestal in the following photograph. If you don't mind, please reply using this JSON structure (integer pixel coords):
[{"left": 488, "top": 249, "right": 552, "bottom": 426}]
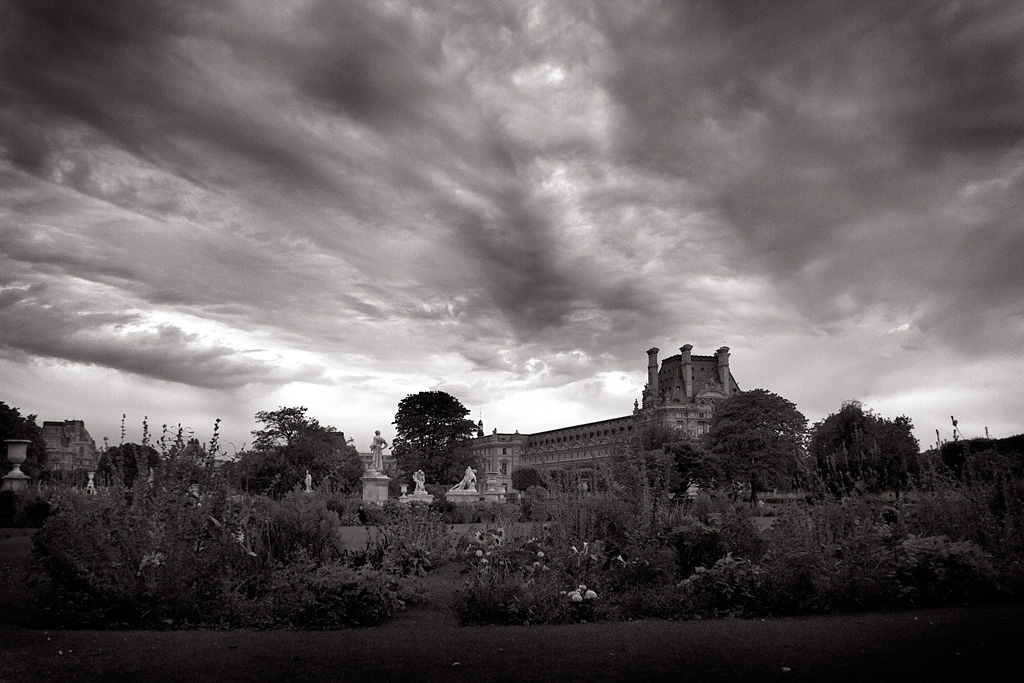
[
  {"left": 445, "top": 489, "right": 482, "bottom": 504},
  {"left": 361, "top": 474, "right": 391, "bottom": 504},
  {"left": 398, "top": 492, "right": 434, "bottom": 505},
  {"left": 2, "top": 439, "right": 31, "bottom": 493}
]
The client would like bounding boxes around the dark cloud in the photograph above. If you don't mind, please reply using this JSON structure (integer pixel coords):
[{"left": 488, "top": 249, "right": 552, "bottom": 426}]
[
  {"left": 597, "top": 0, "right": 1024, "bottom": 348},
  {"left": 0, "top": 280, "right": 326, "bottom": 389}
]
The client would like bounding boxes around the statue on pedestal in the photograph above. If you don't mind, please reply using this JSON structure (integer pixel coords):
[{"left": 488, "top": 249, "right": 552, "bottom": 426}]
[
  {"left": 449, "top": 466, "right": 477, "bottom": 492},
  {"left": 304, "top": 470, "right": 312, "bottom": 492},
  {"left": 413, "top": 469, "right": 427, "bottom": 495},
  {"left": 368, "top": 430, "right": 389, "bottom": 474}
]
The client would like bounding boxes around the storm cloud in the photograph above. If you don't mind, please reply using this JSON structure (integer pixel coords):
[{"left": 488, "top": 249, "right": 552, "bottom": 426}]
[{"left": 1, "top": 0, "right": 1021, "bottom": 446}]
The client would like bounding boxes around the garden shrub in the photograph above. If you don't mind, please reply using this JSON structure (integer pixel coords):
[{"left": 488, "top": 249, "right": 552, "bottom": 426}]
[
  {"left": 27, "top": 478, "right": 408, "bottom": 628},
  {"left": 23, "top": 497, "right": 52, "bottom": 527},
  {"left": 680, "top": 555, "right": 769, "bottom": 618},
  {"left": 452, "top": 527, "right": 573, "bottom": 625},
  {"left": 261, "top": 558, "right": 404, "bottom": 628},
  {"left": 323, "top": 494, "right": 362, "bottom": 524},
  {"left": 672, "top": 518, "right": 722, "bottom": 577},
  {"left": 254, "top": 492, "right": 344, "bottom": 564},
  {"left": 0, "top": 490, "right": 17, "bottom": 526},
  {"left": 0, "top": 491, "right": 53, "bottom": 528},
  {"left": 28, "top": 484, "right": 258, "bottom": 627},
  {"left": 361, "top": 504, "right": 453, "bottom": 576},
  {"left": 893, "top": 535, "right": 997, "bottom": 606},
  {"left": 671, "top": 506, "right": 766, "bottom": 578}
]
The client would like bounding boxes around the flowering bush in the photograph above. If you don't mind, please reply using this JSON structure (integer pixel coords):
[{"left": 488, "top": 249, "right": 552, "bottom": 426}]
[
  {"left": 679, "top": 555, "right": 769, "bottom": 618},
  {"left": 359, "top": 504, "right": 454, "bottom": 576},
  {"left": 451, "top": 526, "right": 569, "bottom": 625},
  {"left": 28, "top": 471, "right": 407, "bottom": 628},
  {"left": 561, "top": 583, "right": 599, "bottom": 622}
]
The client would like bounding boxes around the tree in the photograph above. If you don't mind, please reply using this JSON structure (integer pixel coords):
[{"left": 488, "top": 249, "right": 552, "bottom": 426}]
[
  {"left": 809, "top": 400, "right": 920, "bottom": 494},
  {"left": 234, "top": 407, "right": 362, "bottom": 497},
  {"left": 666, "top": 441, "right": 723, "bottom": 494},
  {"left": 96, "top": 443, "right": 160, "bottom": 488},
  {"left": 511, "top": 466, "right": 544, "bottom": 492},
  {"left": 0, "top": 401, "right": 48, "bottom": 479},
  {"left": 703, "top": 389, "right": 808, "bottom": 504},
  {"left": 391, "top": 391, "right": 478, "bottom": 485}
]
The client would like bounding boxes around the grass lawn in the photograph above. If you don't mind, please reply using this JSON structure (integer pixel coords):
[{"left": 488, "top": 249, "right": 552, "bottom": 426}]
[{"left": 3, "top": 528, "right": 1023, "bottom": 682}]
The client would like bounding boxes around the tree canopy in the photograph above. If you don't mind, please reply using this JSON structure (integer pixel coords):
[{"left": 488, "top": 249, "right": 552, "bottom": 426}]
[
  {"left": 96, "top": 443, "right": 160, "bottom": 488},
  {"left": 809, "top": 400, "right": 920, "bottom": 494},
  {"left": 232, "top": 407, "right": 362, "bottom": 497},
  {"left": 511, "top": 466, "right": 544, "bottom": 492},
  {"left": 391, "top": 391, "right": 478, "bottom": 485},
  {"left": 0, "top": 401, "right": 48, "bottom": 479},
  {"left": 666, "top": 440, "right": 723, "bottom": 494},
  {"left": 703, "top": 389, "right": 808, "bottom": 503}
]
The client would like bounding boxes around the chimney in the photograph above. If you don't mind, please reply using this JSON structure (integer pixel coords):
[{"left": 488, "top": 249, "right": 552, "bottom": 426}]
[
  {"left": 680, "top": 344, "right": 693, "bottom": 398},
  {"left": 646, "top": 347, "right": 660, "bottom": 402},
  {"left": 716, "top": 346, "right": 731, "bottom": 396}
]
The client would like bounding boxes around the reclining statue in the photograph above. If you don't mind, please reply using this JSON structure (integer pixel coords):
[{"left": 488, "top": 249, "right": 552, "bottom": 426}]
[{"left": 449, "top": 465, "right": 477, "bottom": 492}]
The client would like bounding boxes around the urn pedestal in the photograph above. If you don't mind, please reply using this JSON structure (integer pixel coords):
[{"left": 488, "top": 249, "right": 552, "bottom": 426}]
[{"left": 2, "top": 440, "right": 31, "bottom": 492}]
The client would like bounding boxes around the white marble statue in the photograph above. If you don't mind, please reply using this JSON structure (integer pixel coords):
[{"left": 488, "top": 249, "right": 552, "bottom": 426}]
[
  {"left": 304, "top": 470, "right": 312, "bottom": 492},
  {"left": 413, "top": 469, "right": 427, "bottom": 495},
  {"left": 449, "top": 466, "right": 477, "bottom": 492},
  {"left": 368, "top": 430, "right": 388, "bottom": 474}
]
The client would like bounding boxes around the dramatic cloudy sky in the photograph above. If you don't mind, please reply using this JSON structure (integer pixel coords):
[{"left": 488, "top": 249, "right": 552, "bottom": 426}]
[{"left": 2, "top": 0, "right": 1022, "bottom": 453}]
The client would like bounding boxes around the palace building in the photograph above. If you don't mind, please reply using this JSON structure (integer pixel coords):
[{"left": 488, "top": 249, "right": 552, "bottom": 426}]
[
  {"left": 471, "top": 344, "right": 739, "bottom": 492},
  {"left": 41, "top": 419, "right": 98, "bottom": 471}
]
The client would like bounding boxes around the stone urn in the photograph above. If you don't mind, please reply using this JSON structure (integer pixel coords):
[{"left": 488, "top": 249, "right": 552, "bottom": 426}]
[{"left": 2, "top": 439, "right": 32, "bottom": 492}]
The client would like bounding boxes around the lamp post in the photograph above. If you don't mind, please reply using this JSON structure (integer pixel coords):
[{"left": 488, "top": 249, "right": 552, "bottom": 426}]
[{"left": 2, "top": 439, "right": 32, "bottom": 492}]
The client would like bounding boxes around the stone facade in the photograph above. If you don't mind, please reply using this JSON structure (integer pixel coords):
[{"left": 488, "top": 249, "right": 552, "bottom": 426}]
[
  {"left": 471, "top": 344, "right": 739, "bottom": 487},
  {"left": 41, "top": 420, "right": 98, "bottom": 471}
]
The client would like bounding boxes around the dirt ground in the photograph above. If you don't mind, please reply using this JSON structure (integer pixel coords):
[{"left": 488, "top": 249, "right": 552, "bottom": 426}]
[{"left": 3, "top": 528, "right": 1023, "bottom": 683}]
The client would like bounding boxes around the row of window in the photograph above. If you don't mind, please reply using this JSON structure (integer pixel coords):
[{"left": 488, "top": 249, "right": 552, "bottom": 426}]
[{"left": 532, "top": 424, "right": 633, "bottom": 446}]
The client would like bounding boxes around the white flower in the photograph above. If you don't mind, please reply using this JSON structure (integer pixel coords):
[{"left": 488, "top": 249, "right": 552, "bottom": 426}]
[
  {"left": 537, "top": 551, "right": 545, "bottom": 558},
  {"left": 475, "top": 549, "right": 483, "bottom": 557},
  {"left": 585, "top": 590, "right": 597, "bottom": 600},
  {"left": 578, "top": 584, "right": 587, "bottom": 592},
  {"left": 569, "top": 591, "right": 583, "bottom": 603},
  {"left": 139, "top": 551, "right": 165, "bottom": 570}
]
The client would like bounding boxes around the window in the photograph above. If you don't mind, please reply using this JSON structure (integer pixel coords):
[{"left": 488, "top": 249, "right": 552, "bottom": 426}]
[
  {"left": 502, "top": 447, "right": 507, "bottom": 455},
  {"left": 500, "top": 461, "right": 508, "bottom": 475}
]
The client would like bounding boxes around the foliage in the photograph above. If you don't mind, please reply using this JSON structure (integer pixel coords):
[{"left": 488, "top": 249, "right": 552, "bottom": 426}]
[
  {"left": 0, "top": 401, "right": 48, "bottom": 479},
  {"left": 391, "top": 391, "right": 478, "bottom": 485},
  {"left": 358, "top": 504, "right": 454, "bottom": 576},
  {"left": 940, "top": 435, "right": 1024, "bottom": 481},
  {"left": 452, "top": 527, "right": 570, "bottom": 625},
  {"left": 96, "top": 442, "right": 160, "bottom": 488},
  {"left": 0, "top": 491, "right": 51, "bottom": 527},
  {"left": 254, "top": 492, "right": 344, "bottom": 564},
  {"left": 680, "top": 555, "right": 769, "bottom": 618},
  {"left": 666, "top": 441, "right": 723, "bottom": 493},
  {"left": 704, "top": 389, "right": 808, "bottom": 503},
  {"left": 511, "top": 466, "right": 544, "bottom": 492},
  {"left": 257, "top": 560, "right": 404, "bottom": 628},
  {"left": 809, "top": 400, "right": 920, "bottom": 494},
  {"left": 26, "top": 434, "right": 406, "bottom": 629},
  {"left": 232, "top": 407, "right": 362, "bottom": 497},
  {"left": 638, "top": 422, "right": 686, "bottom": 452}
]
